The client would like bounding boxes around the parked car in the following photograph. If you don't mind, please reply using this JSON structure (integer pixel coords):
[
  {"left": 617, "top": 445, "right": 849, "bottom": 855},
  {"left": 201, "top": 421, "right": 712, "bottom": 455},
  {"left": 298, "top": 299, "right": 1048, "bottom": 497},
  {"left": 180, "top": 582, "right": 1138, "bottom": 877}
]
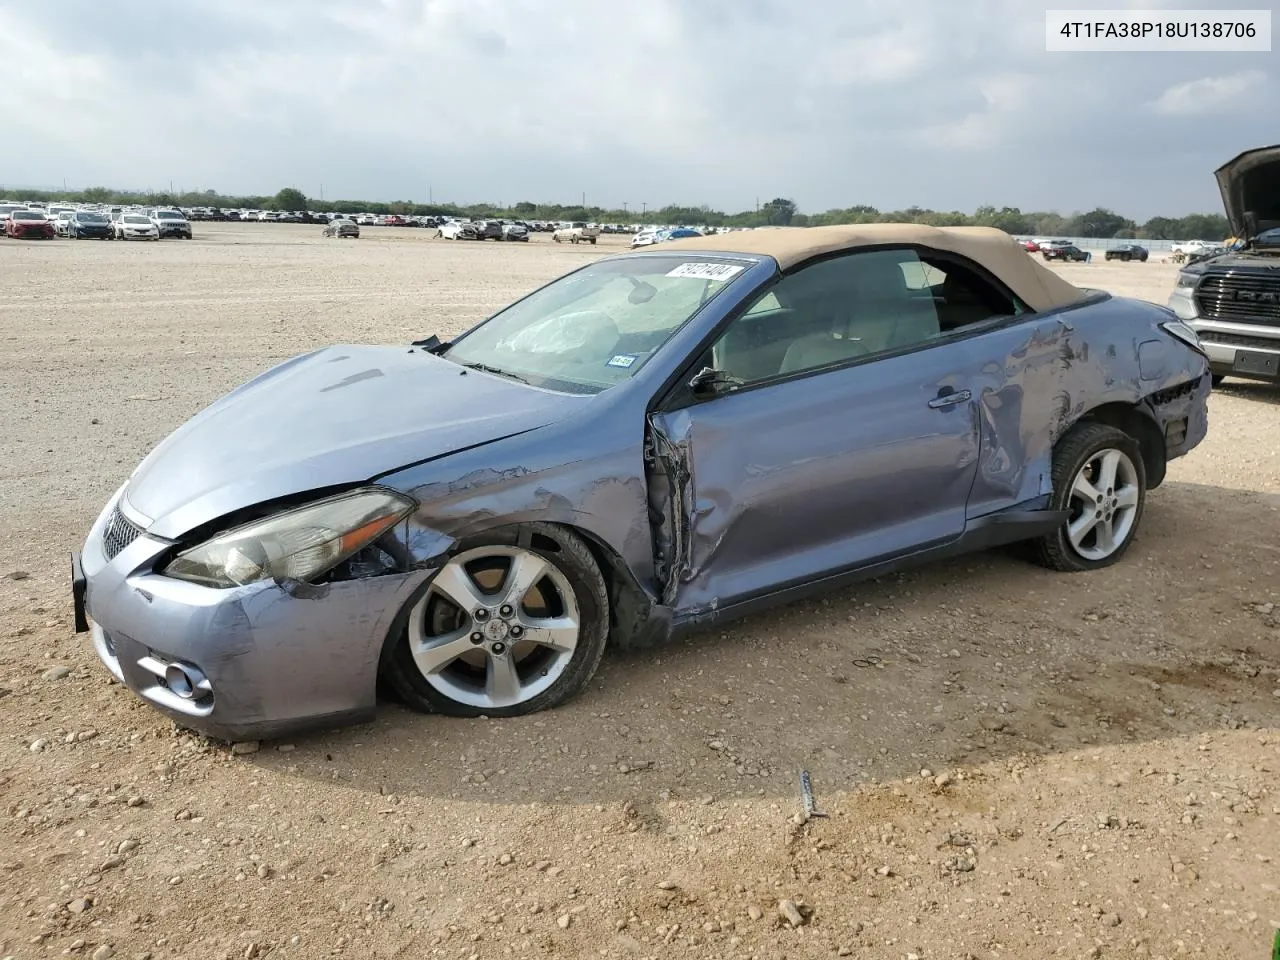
[
  {"left": 1167, "top": 144, "right": 1280, "bottom": 388},
  {"left": 553, "top": 221, "right": 600, "bottom": 244},
  {"left": 1104, "top": 243, "right": 1148, "bottom": 262},
  {"left": 4, "top": 209, "right": 56, "bottom": 240},
  {"left": 0, "top": 202, "right": 27, "bottom": 225},
  {"left": 631, "top": 229, "right": 660, "bottom": 248},
  {"left": 151, "top": 209, "right": 192, "bottom": 239},
  {"left": 323, "top": 218, "right": 360, "bottom": 239},
  {"left": 53, "top": 210, "right": 76, "bottom": 237},
  {"left": 72, "top": 223, "right": 1210, "bottom": 740},
  {"left": 655, "top": 228, "right": 703, "bottom": 243},
  {"left": 113, "top": 214, "right": 159, "bottom": 240},
  {"left": 1020, "top": 239, "right": 1040, "bottom": 252},
  {"left": 502, "top": 222, "right": 530, "bottom": 241},
  {"left": 437, "top": 220, "right": 478, "bottom": 240},
  {"left": 1042, "top": 243, "right": 1089, "bottom": 262},
  {"left": 68, "top": 210, "right": 114, "bottom": 240}
]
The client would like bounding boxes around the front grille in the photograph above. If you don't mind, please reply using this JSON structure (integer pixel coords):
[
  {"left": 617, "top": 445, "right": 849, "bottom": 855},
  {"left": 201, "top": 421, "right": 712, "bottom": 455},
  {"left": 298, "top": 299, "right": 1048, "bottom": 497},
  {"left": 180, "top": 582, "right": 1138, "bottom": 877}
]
[
  {"left": 102, "top": 505, "right": 144, "bottom": 561},
  {"left": 1195, "top": 272, "right": 1280, "bottom": 325},
  {"left": 1197, "top": 330, "right": 1280, "bottom": 351}
]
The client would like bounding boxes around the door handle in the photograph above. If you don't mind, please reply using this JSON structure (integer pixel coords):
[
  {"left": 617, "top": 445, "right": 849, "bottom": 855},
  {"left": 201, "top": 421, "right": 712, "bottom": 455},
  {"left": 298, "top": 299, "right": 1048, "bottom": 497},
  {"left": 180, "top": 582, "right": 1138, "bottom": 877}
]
[{"left": 928, "top": 388, "right": 971, "bottom": 409}]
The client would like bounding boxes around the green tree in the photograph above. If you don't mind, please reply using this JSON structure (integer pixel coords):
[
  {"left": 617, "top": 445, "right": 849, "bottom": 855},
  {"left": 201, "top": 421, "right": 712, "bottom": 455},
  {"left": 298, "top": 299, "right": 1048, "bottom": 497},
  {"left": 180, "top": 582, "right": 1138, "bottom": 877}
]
[
  {"left": 1139, "top": 216, "right": 1180, "bottom": 240},
  {"left": 1070, "top": 207, "right": 1134, "bottom": 238},
  {"left": 514, "top": 201, "right": 536, "bottom": 216},
  {"left": 1177, "top": 213, "right": 1230, "bottom": 240},
  {"left": 761, "top": 197, "right": 797, "bottom": 226},
  {"left": 275, "top": 187, "right": 308, "bottom": 212}
]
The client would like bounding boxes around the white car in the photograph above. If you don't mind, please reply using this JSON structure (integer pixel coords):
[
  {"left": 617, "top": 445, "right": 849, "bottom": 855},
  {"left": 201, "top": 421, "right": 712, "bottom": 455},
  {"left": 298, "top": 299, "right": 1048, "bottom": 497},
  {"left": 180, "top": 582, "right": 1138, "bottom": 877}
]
[
  {"left": 150, "top": 208, "right": 192, "bottom": 239},
  {"left": 630, "top": 229, "right": 660, "bottom": 248},
  {"left": 437, "top": 220, "right": 477, "bottom": 240},
  {"left": 113, "top": 213, "right": 159, "bottom": 240},
  {"left": 53, "top": 210, "right": 76, "bottom": 237},
  {"left": 1171, "top": 239, "right": 1214, "bottom": 256},
  {"left": 552, "top": 221, "right": 600, "bottom": 244}
]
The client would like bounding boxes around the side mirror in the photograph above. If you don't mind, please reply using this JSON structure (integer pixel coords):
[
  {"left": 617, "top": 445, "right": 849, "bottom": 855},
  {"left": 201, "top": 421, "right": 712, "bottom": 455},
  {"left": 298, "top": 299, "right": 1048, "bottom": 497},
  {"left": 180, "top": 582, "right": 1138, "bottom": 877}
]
[{"left": 688, "top": 366, "right": 745, "bottom": 398}]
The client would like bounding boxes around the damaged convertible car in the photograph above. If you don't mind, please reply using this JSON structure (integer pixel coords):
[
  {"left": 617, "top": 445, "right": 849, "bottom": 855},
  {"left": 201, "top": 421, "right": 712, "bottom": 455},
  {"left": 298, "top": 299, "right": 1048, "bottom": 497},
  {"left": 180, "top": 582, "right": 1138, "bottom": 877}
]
[{"left": 73, "top": 224, "right": 1210, "bottom": 739}]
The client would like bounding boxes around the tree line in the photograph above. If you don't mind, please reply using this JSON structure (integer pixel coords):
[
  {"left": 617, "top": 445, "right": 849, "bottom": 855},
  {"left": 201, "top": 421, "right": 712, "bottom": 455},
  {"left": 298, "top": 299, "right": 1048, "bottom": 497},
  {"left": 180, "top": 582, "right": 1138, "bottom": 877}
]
[{"left": 1, "top": 185, "right": 1232, "bottom": 241}]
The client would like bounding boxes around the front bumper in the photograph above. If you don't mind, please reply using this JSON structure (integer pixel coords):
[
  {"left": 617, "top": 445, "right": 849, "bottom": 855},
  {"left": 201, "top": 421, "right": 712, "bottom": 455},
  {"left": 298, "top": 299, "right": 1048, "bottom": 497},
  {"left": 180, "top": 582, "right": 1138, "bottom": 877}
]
[
  {"left": 156, "top": 224, "right": 191, "bottom": 237},
  {"left": 75, "top": 488, "right": 430, "bottom": 741},
  {"left": 1186, "top": 319, "right": 1280, "bottom": 381}
]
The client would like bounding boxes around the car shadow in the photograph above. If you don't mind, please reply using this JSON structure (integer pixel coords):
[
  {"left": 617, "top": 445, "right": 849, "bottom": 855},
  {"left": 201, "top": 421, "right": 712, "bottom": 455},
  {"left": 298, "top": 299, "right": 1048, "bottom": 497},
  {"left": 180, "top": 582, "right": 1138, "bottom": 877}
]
[{"left": 256, "top": 478, "right": 1280, "bottom": 806}]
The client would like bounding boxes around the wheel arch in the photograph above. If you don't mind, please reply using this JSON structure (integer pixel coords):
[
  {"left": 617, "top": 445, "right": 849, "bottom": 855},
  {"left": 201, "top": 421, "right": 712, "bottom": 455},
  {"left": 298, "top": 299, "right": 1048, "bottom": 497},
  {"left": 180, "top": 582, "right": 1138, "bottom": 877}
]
[
  {"left": 543, "top": 522, "right": 668, "bottom": 651},
  {"left": 1072, "top": 401, "right": 1166, "bottom": 488}
]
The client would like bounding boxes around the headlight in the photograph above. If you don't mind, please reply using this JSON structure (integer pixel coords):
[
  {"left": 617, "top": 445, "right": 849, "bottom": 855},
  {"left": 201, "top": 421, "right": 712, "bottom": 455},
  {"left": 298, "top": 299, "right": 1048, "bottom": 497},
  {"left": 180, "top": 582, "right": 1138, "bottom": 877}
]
[
  {"left": 1174, "top": 270, "right": 1199, "bottom": 291},
  {"left": 160, "top": 487, "right": 415, "bottom": 588},
  {"left": 1160, "top": 320, "right": 1206, "bottom": 355}
]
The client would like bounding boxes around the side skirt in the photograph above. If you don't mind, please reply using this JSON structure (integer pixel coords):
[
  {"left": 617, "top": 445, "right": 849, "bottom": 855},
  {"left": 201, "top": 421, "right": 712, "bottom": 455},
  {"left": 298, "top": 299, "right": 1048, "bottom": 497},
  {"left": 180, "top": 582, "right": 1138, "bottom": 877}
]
[{"left": 670, "top": 503, "right": 1069, "bottom": 632}]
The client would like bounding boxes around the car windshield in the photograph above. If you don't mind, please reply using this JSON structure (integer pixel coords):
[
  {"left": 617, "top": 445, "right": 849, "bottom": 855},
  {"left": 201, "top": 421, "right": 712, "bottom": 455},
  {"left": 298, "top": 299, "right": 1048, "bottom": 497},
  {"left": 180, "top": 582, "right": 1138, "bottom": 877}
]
[
  {"left": 124, "top": 215, "right": 150, "bottom": 224},
  {"left": 158, "top": 211, "right": 182, "bottom": 219},
  {"left": 14, "top": 211, "right": 45, "bottom": 221},
  {"left": 444, "top": 255, "right": 752, "bottom": 394},
  {"left": 76, "top": 213, "right": 107, "bottom": 223}
]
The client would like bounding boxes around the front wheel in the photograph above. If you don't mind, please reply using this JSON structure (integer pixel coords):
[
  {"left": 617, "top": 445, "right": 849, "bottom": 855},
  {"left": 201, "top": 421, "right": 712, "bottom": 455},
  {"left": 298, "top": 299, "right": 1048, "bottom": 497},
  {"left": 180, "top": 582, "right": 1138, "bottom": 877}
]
[
  {"left": 383, "top": 524, "right": 610, "bottom": 718},
  {"left": 1032, "top": 423, "right": 1146, "bottom": 572}
]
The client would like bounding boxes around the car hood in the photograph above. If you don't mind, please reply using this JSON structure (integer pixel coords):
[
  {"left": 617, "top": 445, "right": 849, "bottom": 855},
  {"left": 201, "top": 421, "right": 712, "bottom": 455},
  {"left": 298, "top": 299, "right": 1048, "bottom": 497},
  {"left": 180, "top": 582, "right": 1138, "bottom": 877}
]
[
  {"left": 1215, "top": 144, "right": 1280, "bottom": 240},
  {"left": 124, "top": 345, "right": 586, "bottom": 540}
]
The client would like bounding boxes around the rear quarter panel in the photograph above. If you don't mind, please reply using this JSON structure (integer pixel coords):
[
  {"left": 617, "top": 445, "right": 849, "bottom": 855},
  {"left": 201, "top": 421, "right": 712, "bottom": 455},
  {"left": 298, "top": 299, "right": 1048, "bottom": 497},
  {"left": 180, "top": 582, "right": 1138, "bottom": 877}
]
[{"left": 965, "top": 295, "right": 1208, "bottom": 516}]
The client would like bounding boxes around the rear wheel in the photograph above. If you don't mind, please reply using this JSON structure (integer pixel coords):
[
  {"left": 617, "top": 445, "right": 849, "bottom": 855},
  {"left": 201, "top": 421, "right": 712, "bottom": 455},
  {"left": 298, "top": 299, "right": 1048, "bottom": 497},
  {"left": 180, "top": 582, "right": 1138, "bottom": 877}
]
[
  {"left": 1032, "top": 423, "right": 1146, "bottom": 572},
  {"left": 383, "top": 524, "right": 609, "bottom": 717}
]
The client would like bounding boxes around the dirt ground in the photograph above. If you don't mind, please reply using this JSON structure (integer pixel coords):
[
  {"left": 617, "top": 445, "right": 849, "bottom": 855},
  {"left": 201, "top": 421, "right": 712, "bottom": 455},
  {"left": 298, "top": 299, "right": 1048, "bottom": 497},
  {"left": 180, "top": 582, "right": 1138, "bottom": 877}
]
[{"left": 1, "top": 223, "right": 1277, "bottom": 960}]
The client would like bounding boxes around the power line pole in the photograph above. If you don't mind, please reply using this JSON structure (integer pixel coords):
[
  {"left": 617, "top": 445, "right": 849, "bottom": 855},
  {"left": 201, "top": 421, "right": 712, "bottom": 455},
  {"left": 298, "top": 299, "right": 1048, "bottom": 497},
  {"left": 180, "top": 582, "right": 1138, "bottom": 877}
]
[{"left": 641, "top": 202, "right": 647, "bottom": 216}]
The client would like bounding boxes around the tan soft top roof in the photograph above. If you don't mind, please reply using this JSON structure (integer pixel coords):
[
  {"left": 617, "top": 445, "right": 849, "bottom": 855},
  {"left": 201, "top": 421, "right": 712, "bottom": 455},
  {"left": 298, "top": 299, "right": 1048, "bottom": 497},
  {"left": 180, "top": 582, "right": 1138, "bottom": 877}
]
[{"left": 657, "top": 224, "right": 1086, "bottom": 313}]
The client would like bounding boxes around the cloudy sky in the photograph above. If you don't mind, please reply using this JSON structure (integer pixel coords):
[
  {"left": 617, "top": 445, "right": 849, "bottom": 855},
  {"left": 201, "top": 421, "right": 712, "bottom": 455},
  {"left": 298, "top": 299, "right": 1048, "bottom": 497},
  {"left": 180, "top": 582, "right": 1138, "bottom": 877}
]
[{"left": 0, "top": 0, "right": 1272, "bottom": 219}]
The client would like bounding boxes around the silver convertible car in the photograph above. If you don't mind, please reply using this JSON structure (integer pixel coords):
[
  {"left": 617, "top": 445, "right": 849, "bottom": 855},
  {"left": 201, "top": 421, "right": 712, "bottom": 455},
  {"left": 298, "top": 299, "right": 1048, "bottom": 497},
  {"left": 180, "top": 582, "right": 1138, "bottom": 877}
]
[{"left": 73, "top": 225, "right": 1210, "bottom": 740}]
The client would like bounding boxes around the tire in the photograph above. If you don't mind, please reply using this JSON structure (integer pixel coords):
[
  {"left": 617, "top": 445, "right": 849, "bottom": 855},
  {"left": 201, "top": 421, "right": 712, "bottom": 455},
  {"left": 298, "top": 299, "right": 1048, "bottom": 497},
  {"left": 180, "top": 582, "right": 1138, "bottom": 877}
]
[
  {"left": 554, "top": 235, "right": 561, "bottom": 243},
  {"left": 1031, "top": 422, "right": 1146, "bottom": 572},
  {"left": 383, "top": 523, "right": 610, "bottom": 718},
  {"left": 589, "top": 237, "right": 596, "bottom": 244}
]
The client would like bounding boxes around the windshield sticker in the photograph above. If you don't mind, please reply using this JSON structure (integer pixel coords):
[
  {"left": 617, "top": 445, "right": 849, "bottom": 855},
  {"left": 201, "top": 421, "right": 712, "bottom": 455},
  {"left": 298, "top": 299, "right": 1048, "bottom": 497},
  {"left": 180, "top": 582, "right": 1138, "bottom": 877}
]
[
  {"left": 606, "top": 354, "right": 638, "bottom": 369},
  {"left": 666, "top": 262, "right": 745, "bottom": 282}
]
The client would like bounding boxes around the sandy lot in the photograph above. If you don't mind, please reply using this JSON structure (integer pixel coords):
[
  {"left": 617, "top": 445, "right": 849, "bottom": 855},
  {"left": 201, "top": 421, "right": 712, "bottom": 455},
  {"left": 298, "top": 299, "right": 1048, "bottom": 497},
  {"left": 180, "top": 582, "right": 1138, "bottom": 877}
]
[{"left": 1, "top": 223, "right": 1278, "bottom": 960}]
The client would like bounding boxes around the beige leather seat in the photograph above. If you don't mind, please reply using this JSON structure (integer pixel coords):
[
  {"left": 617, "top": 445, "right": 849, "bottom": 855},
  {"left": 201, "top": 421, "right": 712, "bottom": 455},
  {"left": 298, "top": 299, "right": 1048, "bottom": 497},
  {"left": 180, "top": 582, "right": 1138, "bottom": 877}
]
[{"left": 778, "top": 259, "right": 940, "bottom": 374}]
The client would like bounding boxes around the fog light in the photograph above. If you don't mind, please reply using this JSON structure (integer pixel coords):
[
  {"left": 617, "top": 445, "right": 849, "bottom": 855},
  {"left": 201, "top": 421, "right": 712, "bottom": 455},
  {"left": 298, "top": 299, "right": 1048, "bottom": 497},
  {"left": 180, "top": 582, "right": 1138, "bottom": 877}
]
[{"left": 164, "top": 662, "right": 209, "bottom": 700}]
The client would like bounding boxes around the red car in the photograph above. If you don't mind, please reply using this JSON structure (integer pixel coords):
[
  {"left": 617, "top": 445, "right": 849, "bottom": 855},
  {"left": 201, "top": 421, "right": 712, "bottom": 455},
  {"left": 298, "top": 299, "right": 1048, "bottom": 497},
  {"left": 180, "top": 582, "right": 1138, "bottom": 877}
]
[
  {"left": 4, "top": 210, "right": 56, "bottom": 239},
  {"left": 1022, "top": 239, "right": 1040, "bottom": 252}
]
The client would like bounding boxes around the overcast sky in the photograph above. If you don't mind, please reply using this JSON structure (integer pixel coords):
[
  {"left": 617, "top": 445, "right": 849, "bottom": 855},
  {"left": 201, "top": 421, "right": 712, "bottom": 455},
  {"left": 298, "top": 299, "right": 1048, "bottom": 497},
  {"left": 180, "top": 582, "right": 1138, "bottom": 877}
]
[{"left": 0, "top": 0, "right": 1272, "bottom": 219}]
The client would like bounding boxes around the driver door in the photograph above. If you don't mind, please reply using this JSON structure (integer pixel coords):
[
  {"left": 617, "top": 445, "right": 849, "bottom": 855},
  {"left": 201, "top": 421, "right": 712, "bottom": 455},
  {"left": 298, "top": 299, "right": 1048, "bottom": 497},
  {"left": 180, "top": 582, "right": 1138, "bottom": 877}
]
[{"left": 649, "top": 247, "right": 982, "bottom": 613}]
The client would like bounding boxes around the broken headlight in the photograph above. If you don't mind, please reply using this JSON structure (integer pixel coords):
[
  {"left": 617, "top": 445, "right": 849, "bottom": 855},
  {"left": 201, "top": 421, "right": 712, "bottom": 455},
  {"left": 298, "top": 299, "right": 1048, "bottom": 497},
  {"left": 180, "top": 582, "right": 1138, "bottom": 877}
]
[
  {"left": 1160, "top": 320, "right": 1206, "bottom": 356},
  {"left": 161, "top": 487, "right": 416, "bottom": 588}
]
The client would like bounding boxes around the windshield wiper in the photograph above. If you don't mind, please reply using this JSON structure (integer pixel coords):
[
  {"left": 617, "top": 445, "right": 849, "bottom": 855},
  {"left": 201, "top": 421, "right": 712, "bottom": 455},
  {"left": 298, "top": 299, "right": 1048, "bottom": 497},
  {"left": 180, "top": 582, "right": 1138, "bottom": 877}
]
[{"left": 458, "top": 361, "right": 531, "bottom": 385}]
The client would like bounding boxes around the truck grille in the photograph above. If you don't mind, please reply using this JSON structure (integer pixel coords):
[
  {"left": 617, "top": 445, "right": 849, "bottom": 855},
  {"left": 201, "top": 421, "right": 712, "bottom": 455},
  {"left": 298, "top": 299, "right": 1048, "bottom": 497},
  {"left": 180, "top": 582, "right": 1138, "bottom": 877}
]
[
  {"left": 1195, "top": 273, "right": 1280, "bottom": 325},
  {"left": 102, "top": 505, "right": 144, "bottom": 561},
  {"left": 1197, "top": 330, "right": 1280, "bottom": 351}
]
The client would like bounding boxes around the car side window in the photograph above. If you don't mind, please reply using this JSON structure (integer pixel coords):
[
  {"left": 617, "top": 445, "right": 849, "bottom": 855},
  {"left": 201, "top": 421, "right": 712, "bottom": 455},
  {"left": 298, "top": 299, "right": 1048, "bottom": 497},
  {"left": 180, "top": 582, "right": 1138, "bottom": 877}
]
[
  {"left": 707, "top": 248, "right": 1024, "bottom": 386},
  {"left": 709, "top": 249, "right": 944, "bottom": 383}
]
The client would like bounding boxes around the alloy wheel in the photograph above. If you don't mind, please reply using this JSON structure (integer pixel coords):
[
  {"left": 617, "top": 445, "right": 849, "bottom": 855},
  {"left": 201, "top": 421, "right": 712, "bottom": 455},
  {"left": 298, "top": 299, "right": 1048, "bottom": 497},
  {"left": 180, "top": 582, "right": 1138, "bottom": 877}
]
[
  {"left": 1065, "top": 448, "right": 1140, "bottom": 561},
  {"left": 407, "top": 546, "right": 580, "bottom": 710}
]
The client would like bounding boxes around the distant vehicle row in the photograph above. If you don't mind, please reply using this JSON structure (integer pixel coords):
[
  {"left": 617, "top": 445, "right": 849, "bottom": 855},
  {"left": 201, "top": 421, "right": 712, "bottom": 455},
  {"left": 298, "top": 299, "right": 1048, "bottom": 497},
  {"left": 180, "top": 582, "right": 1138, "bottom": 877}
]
[{"left": 0, "top": 203, "right": 189, "bottom": 241}]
